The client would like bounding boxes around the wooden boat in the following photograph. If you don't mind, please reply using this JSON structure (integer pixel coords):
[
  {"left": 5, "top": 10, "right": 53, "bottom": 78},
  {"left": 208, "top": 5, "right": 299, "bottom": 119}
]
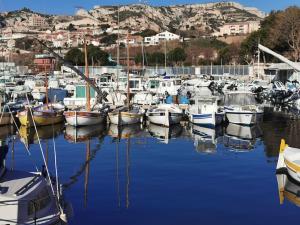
[
  {"left": 108, "top": 34, "right": 144, "bottom": 126},
  {"left": 108, "top": 106, "right": 144, "bottom": 126},
  {"left": 64, "top": 38, "right": 106, "bottom": 127},
  {"left": 277, "top": 139, "right": 300, "bottom": 183},
  {"left": 17, "top": 103, "right": 64, "bottom": 127}
]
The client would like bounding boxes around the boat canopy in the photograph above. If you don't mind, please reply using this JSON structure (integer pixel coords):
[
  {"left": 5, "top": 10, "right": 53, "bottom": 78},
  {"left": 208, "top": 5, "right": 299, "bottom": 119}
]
[{"left": 225, "top": 92, "right": 257, "bottom": 106}]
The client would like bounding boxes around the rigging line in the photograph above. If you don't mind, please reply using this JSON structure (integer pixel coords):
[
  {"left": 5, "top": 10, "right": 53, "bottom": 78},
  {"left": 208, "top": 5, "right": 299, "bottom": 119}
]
[
  {"left": 7, "top": 105, "right": 39, "bottom": 172},
  {"left": 25, "top": 94, "right": 55, "bottom": 197},
  {"left": 52, "top": 122, "right": 60, "bottom": 202}
]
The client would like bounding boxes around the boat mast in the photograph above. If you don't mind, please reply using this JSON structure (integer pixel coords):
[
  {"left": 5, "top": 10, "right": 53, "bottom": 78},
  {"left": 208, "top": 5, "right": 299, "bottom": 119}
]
[
  {"left": 126, "top": 33, "right": 130, "bottom": 110},
  {"left": 45, "top": 67, "right": 49, "bottom": 106},
  {"left": 116, "top": 6, "right": 120, "bottom": 91},
  {"left": 84, "top": 38, "right": 91, "bottom": 112}
]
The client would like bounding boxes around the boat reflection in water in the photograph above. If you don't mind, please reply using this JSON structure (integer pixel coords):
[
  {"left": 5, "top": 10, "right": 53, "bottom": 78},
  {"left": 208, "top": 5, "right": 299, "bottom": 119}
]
[
  {"left": 191, "top": 124, "right": 223, "bottom": 154},
  {"left": 64, "top": 124, "right": 106, "bottom": 143},
  {"left": 19, "top": 123, "right": 64, "bottom": 148},
  {"left": 148, "top": 123, "right": 183, "bottom": 144},
  {"left": 221, "top": 123, "right": 263, "bottom": 152},
  {"left": 0, "top": 140, "right": 69, "bottom": 225},
  {"left": 108, "top": 123, "right": 143, "bottom": 139},
  {"left": 277, "top": 173, "right": 300, "bottom": 207}
]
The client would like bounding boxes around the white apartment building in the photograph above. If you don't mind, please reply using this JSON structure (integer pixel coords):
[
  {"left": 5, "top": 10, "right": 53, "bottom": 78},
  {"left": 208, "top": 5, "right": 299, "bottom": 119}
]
[
  {"left": 214, "top": 21, "right": 261, "bottom": 37},
  {"left": 144, "top": 31, "right": 180, "bottom": 45}
]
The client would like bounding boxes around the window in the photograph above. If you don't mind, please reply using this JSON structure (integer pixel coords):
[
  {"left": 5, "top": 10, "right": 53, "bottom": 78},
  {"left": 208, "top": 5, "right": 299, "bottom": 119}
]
[{"left": 28, "top": 188, "right": 51, "bottom": 216}]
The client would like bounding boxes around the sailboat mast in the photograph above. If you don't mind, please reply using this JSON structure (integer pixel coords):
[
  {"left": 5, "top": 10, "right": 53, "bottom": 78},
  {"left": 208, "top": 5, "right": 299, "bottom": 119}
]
[
  {"left": 126, "top": 33, "right": 130, "bottom": 110},
  {"left": 45, "top": 70, "right": 49, "bottom": 105},
  {"left": 84, "top": 38, "right": 91, "bottom": 112},
  {"left": 116, "top": 6, "right": 120, "bottom": 91}
]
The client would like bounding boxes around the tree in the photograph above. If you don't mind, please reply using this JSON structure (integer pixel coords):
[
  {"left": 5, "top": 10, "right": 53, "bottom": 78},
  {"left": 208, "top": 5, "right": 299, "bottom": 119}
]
[
  {"left": 138, "top": 29, "right": 157, "bottom": 37},
  {"left": 67, "top": 23, "right": 76, "bottom": 32},
  {"left": 270, "top": 7, "right": 300, "bottom": 61},
  {"left": 100, "top": 24, "right": 110, "bottom": 31},
  {"left": 64, "top": 48, "right": 84, "bottom": 66},
  {"left": 87, "top": 44, "right": 111, "bottom": 66},
  {"left": 168, "top": 47, "right": 187, "bottom": 65},
  {"left": 100, "top": 34, "right": 118, "bottom": 46},
  {"left": 218, "top": 44, "right": 240, "bottom": 64}
]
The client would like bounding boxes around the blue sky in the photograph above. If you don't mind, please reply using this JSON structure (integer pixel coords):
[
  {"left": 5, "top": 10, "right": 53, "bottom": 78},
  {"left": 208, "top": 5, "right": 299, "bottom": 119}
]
[{"left": 0, "top": 0, "right": 298, "bottom": 15}]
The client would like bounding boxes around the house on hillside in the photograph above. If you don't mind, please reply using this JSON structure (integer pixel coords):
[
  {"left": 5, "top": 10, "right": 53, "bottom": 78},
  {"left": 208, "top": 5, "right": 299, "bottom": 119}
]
[
  {"left": 213, "top": 21, "right": 260, "bottom": 37},
  {"left": 144, "top": 31, "right": 180, "bottom": 45}
]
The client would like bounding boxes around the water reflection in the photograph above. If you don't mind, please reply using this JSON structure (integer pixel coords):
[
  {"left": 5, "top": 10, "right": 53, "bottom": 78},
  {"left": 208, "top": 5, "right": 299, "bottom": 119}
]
[
  {"left": 108, "top": 124, "right": 143, "bottom": 139},
  {"left": 64, "top": 124, "right": 106, "bottom": 143},
  {"left": 221, "top": 123, "right": 263, "bottom": 152},
  {"left": 190, "top": 124, "right": 223, "bottom": 154},
  {"left": 19, "top": 123, "right": 64, "bottom": 148},
  {"left": 148, "top": 123, "right": 183, "bottom": 144},
  {"left": 277, "top": 173, "right": 300, "bottom": 207}
]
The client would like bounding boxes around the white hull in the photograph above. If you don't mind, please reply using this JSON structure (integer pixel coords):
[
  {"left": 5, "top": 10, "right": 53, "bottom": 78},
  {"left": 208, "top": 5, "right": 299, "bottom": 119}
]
[
  {"left": 64, "top": 111, "right": 105, "bottom": 126},
  {"left": 109, "top": 111, "right": 143, "bottom": 126},
  {"left": 147, "top": 112, "right": 182, "bottom": 127},
  {"left": 189, "top": 113, "right": 223, "bottom": 126},
  {"left": 225, "top": 111, "right": 257, "bottom": 125}
]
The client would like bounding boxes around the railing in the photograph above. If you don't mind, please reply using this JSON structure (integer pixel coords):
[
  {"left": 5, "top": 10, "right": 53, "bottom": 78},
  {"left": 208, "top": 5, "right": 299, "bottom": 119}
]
[{"left": 63, "top": 65, "right": 251, "bottom": 77}]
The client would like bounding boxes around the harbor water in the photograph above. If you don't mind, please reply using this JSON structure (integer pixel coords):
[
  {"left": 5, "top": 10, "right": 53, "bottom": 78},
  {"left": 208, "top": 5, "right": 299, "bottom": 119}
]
[{"left": 2, "top": 111, "right": 300, "bottom": 225}]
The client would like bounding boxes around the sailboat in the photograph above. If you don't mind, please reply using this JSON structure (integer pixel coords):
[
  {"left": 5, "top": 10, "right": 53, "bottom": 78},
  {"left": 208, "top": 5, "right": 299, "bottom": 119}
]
[
  {"left": 108, "top": 34, "right": 144, "bottom": 126},
  {"left": 64, "top": 39, "right": 106, "bottom": 126},
  {"left": 17, "top": 71, "right": 64, "bottom": 127}
]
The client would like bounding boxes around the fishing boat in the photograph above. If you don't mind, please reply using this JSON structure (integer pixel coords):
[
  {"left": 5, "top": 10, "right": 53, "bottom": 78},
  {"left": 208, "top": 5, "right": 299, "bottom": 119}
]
[
  {"left": 277, "top": 139, "right": 300, "bottom": 183},
  {"left": 224, "top": 91, "right": 263, "bottom": 125},
  {"left": 108, "top": 33, "right": 145, "bottom": 126},
  {"left": 187, "top": 96, "right": 224, "bottom": 127},
  {"left": 64, "top": 39, "right": 106, "bottom": 127},
  {"left": 17, "top": 103, "right": 64, "bottom": 127},
  {"left": 146, "top": 104, "right": 183, "bottom": 127}
]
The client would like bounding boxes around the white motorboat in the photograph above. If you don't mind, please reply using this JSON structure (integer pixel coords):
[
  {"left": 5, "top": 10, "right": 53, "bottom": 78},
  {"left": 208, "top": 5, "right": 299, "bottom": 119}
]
[
  {"left": 132, "top": 92, "right": 160, "bottom": 105},
  {"left": 224, "top": 91, "right": 263, "bottom": 125},
  {"left": 277, "top": 139, "right": 300, "bottom": 183},
  {"left": 187, "top": 96, "right": 223, "bottom": 127},
  {"left": 146, "top": 104, "right": 183, "bottom": 127}
]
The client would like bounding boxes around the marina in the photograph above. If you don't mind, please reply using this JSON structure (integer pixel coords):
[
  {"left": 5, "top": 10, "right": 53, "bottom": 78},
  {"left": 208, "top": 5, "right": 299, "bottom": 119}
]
[
  {"left": 0, "top": 1, "right": 300, "bottom": 224},
  {"left": 0, "top": 112, "right": 300, "bottom": 224}
]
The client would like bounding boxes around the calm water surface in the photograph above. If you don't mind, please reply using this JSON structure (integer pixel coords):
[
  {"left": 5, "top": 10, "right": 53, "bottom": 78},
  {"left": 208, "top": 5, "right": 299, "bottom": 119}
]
[{"left": 2, "top": 112, "right": 300, "bottom": 225}]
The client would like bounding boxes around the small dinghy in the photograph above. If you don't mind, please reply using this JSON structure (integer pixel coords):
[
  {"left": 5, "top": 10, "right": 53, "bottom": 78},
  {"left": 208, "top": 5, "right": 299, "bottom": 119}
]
[{"left": 146, "top": 104, "right": 183, "bottom": 127}]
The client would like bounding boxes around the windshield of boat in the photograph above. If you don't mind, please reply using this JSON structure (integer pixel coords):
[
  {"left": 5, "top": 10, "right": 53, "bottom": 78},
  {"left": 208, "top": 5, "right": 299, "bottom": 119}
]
[{"left": 225, "top": 93, "right": 257, "bottom": 106}]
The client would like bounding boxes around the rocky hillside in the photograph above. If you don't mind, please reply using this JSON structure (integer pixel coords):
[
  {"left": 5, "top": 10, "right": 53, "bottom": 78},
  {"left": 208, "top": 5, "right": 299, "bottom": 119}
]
[
  {"left": 82, "top": 2, "right": 265, "bottom": 32},
  {"left": 0, "top": 2, "right": 265, "bottom": 33}
]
